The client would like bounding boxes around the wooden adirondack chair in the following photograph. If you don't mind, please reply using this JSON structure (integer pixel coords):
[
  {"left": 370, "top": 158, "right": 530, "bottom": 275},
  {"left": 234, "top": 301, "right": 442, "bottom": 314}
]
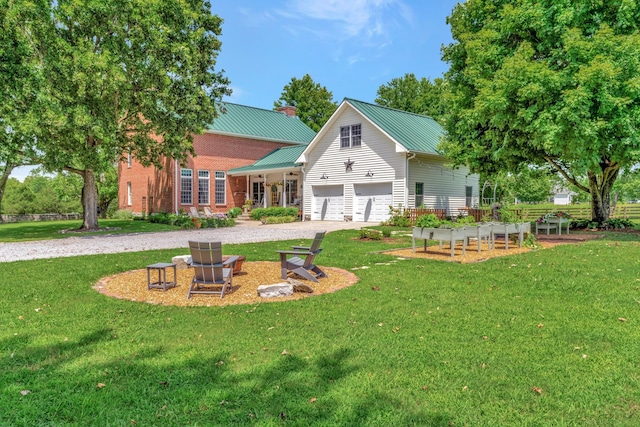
[
  {"left": 276, "top": 232, "right": 328, "bottom": 283},
  {"left": 187, "top": 241, "right": 238, "bottom": 299}
]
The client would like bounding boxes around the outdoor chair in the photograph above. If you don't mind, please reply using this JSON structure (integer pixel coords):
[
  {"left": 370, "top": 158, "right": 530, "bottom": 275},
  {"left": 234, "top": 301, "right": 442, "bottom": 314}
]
[
  {"left": 203, "top": 206, "right": 215, "bottom": 218},
  {"left": 277, "top": 231, "right": 327, "bottom": 283},
  {"left": 189, "top": 207, "right": 201, "bottom": 218},
  {"left": 187, "top": 241, "right": 239, "bottom": 299}
]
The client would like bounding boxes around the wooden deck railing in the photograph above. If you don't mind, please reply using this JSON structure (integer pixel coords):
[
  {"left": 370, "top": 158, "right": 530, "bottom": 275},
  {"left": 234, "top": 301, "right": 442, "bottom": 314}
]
[{"left": 405, "top": 208, "right": 447, "bottom": 225}]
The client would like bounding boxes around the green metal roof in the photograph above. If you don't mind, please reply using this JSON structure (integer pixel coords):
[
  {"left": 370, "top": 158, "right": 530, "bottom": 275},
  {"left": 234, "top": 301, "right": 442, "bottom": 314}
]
[
  {"left": 228, "top": 145, "right": 306, "bottom": 175},
  {"left": 207, "top": 102, "right": 316, "bottom": 144},
  {"left": 345, "top": 98, "right": 443, "bottom": 155}
]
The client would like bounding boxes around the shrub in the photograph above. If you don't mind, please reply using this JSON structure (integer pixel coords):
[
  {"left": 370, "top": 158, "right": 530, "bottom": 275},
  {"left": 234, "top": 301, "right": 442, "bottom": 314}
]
[
  {"left": 227, "top": 207, "right": 242, "bottom": 218},
  {"left": 571, "top": 218, "right": 634, "bottom": 230},
  {"left": 522, "top": 233, "right": 542, "bottom": 249},
  {"left": 381, "top": 227, "right": 392, "bottom": 237},
  {"left": 384, "top": 205, "right": 411, "bottom": 227},
  {"left": 262, "top": 216, "right": 296, "bottom": 224},
  {"left": 112, "top": 209, "right": 134, "bottom": 220},
  {"left": 202, "top": 216, "right": 236, "bottom": 228},
  {"left": 250, "top": 207, "right": 298, "bottom": 220},
  {"left": 571, "top": 218, "right": 599, "bottom": 229},
  {"left": 148, "top": 212, "right": 171, "bottom": 224},
  {"left": 358, "top": 229, "right": 382, "bottom": 240}
]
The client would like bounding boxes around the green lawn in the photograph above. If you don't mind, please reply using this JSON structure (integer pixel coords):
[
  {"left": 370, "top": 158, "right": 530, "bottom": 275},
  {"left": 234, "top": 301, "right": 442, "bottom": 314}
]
[
  {"left": 0, "top": 219, "right": 181, "bottom": 242},
  {"left": 1, "top": 230, "right": 640, "bottom": 425}
]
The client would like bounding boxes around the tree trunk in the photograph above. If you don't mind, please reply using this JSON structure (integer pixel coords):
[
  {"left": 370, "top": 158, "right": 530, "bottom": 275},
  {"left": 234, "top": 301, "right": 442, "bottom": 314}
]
[
  {"left": 80, "top": 169, "right": 99, "bottom": 230},
  {"left": 588, "top": 166, "right": 619, "bottom": 224},
  {"left": 0, "top": 163, "right": 16, "bottom": 223}
]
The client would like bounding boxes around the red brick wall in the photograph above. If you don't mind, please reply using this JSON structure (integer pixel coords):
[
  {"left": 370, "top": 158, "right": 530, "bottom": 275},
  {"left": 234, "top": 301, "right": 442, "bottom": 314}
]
[{"left": 118, "top": 132, "right": 291, "bottom": 215}]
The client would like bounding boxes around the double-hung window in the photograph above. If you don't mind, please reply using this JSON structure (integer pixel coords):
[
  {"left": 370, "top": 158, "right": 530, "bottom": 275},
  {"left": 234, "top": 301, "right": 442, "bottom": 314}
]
[
  {"left": 415, "top": 182, "right": 424, "bottom": 208},
  {"left": 340, "top": 124, "right": 362, "bottom": 148},
  {"left": 198, "top": 170, "right": 209, "bottom": 205},
  {"left": 180, "top": 169, "right": 192, "bottom": 205},
  {"left": 215, "top": 171, "right": 226, "bottom": 205}
]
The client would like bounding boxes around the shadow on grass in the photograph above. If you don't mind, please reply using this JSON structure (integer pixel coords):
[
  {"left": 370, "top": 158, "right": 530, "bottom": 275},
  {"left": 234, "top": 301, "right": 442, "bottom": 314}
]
[{"left": 1, "top": 329, "right": 450, "bottom": 425}]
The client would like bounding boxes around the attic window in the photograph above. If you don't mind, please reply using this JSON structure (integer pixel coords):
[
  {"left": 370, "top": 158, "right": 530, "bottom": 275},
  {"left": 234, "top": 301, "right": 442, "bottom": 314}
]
[{"left": 340, "top": 124, "right": 361, "bottom": 148}]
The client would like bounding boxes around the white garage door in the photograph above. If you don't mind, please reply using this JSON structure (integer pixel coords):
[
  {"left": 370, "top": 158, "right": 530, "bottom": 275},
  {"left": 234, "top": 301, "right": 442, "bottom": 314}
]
[
  {"left": 354, "top": 183, "right": 393, "bottom": 222},
  {"left": 312, "top": 185, "right": 344, "bottom": 221}
]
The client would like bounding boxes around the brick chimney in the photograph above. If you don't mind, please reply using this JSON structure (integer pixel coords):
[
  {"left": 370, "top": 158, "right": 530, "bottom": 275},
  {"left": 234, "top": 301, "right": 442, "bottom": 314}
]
[{"left": 276, "top": 105, "right": 297, "bottom": 117}]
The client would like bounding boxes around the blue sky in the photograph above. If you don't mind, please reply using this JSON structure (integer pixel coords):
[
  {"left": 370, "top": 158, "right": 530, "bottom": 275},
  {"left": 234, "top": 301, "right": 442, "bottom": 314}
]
[
  {"left": 215, "top": 0, "right": 460, "bottom": 109},
  {"left": 11, "top": 0, "right": 460, "bottom": 181}
]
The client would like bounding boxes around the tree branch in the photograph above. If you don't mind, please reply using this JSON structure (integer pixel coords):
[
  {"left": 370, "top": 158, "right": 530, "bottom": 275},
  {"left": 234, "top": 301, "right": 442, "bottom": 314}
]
[{"left": 543, "top": 156, "right": 590, "bottom": 193}]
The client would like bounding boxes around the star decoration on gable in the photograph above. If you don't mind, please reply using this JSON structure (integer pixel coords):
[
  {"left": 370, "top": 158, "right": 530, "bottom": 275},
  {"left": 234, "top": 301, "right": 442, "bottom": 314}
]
[{"left": 344, "top": 158, "right": 354, "bottom": 172}]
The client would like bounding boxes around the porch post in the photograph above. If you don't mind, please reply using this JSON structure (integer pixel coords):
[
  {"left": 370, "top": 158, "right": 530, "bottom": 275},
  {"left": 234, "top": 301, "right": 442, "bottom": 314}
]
[
  {"left": 263, "top": 175, "right": 267, "bottom": 208},
  {"left": 282, "top": 172, "right": 286, "bottom": 207}
]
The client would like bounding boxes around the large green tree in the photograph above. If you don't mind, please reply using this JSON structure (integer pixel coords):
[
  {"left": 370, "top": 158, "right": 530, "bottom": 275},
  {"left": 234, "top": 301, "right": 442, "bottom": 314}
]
[
  {"left": 274, "top": 74, "right": 337, "bottom": 132},
  {"left": 439, "top": 0, "right": 640, "bottom": 223},
  {"left": 4, "top": 0, "right": 230, "bottom": 229},
  {"left": 0, "top": 4, "right": 41, "bottom": 220},
  {"left": 375, "top": 73, "right": 447, "bottom": 123}
]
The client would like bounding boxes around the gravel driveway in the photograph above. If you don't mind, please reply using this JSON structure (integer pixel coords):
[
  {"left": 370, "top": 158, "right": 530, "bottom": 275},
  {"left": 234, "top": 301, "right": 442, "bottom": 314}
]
[{"left": 0, "top": 220, "right": 369, "bottom": 263}]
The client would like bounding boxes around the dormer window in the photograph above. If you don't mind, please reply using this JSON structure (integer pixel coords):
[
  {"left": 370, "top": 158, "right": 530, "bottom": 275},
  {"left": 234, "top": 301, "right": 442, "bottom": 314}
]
[{"left": 340, "top": 124, "right": 361, "bottom": 148}]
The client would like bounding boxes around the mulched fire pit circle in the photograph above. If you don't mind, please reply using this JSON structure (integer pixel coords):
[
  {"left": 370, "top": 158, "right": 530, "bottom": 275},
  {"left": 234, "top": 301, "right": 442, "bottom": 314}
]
[{"left": 94, "top": 261, "right": 358, "bottom": 307}]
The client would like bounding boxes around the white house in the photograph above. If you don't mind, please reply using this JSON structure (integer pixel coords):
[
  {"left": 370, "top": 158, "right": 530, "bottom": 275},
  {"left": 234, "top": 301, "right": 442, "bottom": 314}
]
[{"left": 296, "top": 98, "right": 480, "bottom": 222}]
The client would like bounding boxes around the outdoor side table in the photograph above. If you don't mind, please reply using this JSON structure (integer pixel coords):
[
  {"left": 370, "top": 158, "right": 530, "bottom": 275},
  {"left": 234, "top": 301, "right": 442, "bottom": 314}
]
[{"left": 146, "top": 262, "right": 177, "bottom": 291}]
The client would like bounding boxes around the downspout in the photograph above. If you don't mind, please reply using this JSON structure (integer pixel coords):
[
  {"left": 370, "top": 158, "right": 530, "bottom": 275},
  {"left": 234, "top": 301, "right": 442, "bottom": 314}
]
[
  {"left": 174, "top": 159, "right": 179, "bottom": 214},
  {"left": 406, "top": 152, "right": 416, "bottom": 207}
]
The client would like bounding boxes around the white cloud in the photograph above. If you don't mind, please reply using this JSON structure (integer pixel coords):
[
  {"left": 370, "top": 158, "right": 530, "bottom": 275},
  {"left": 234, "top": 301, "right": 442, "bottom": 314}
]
[
  {"left": 224, "top": 86, "right": 247, "bottom": 104},
  {"left": 280, "top": 0, "right": 412, "bottom": 41}
]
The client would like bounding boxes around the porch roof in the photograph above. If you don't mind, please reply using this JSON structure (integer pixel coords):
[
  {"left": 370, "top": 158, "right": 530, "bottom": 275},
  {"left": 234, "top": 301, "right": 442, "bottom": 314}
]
[{"left": 227, "top": 145, "right": 305, "bottom": 176}]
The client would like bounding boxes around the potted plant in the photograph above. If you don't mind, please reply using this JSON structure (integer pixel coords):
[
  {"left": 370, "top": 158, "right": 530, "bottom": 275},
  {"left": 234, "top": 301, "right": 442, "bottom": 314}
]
[{"left": 242, "top": 199, "right": 252, "bottom": 213}]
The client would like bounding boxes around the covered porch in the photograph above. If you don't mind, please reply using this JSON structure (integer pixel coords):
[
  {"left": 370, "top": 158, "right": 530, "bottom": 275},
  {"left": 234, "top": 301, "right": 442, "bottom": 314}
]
[{"left": 228, "top": 145, "right": 305, "bottom": 213}]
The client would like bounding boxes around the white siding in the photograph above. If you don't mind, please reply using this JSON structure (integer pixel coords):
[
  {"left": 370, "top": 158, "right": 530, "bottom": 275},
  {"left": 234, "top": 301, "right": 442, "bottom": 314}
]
[
  {"left": 302, "top": 108, "right": 407, "bottom": 220},
  {"left": 408, "top": 154, "right": 479, "bottom": 216}
]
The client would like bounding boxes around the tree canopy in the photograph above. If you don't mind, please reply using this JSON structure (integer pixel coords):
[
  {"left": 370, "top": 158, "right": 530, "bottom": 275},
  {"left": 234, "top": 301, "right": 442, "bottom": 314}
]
[
  {"left": 274, "top": 74, "right": 337, "bottom": 132},
  {"left": 439, "top": 0, "right": 640, "bottom": 222},
  {"left": 2, "top": 0, "right": 230, "bottom": 229},
  {"left": 375, "top": 73, "right": 447, "bottom": 124},
  {"left": 2, "top": 172, "right": 83, "bottom": 215}
]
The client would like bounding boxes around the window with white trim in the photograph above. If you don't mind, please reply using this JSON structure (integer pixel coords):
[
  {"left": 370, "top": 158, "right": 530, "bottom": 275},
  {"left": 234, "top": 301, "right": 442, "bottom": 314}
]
[
  {"left": 215, "top": 171, "right": 226, "bottom": 205},
  {"left": 180, "top": 169, "right": 192, "bottom": 205},
  {"left": 198, "top": 170, "right": 209, "bottom": 205},
  {"left": 415, "top": 182, "right": 424, "bottom": 208},
  {"left": 340, "top": 124, "right": 362, "bottom": 148},
  {"left": 127, "top": 152, "right": 132, "bottom": 168},
  {"left": 127, "top": 182, "right": 132, "bottom": 205}
]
